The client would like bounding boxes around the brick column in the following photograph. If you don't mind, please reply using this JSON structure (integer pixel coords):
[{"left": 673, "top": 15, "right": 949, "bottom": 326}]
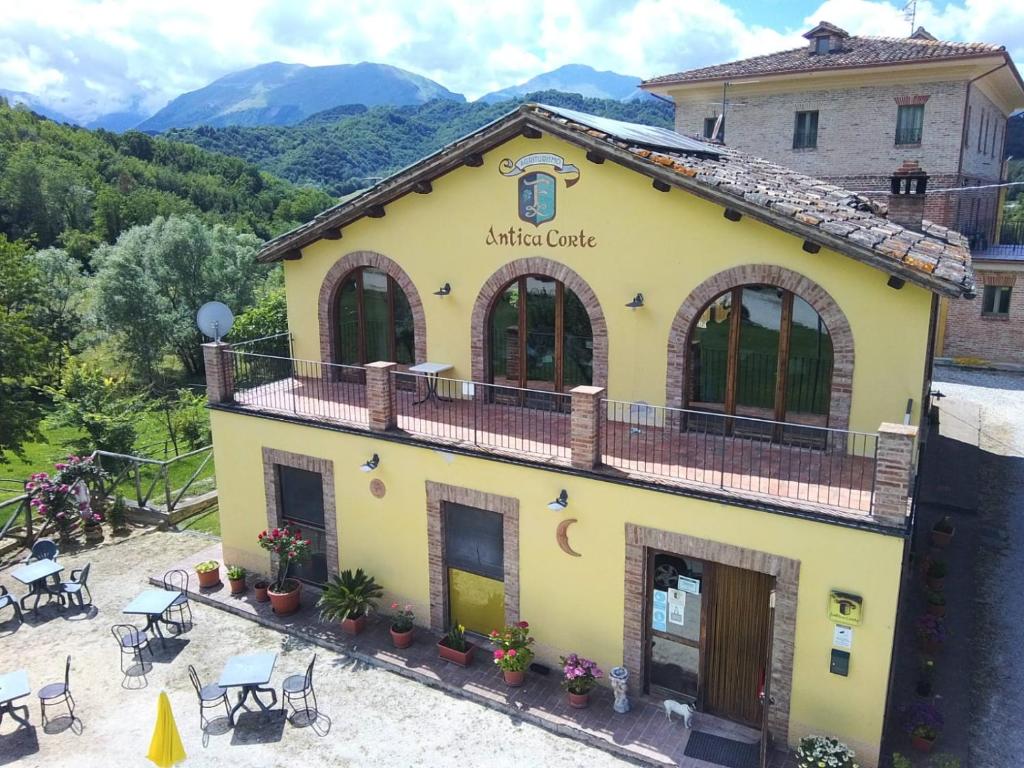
[
  {"left": 365, "top": 361, "right": 397, "bottom": 431},
  {"left": 202, "top": 342, "right": 234, "bottom": 404},
  {"left": 570, "top": 385, "right": 605, "bottom": 469},
  {"left": 873, "top": 422, "right": 918, "bottom": 526}
]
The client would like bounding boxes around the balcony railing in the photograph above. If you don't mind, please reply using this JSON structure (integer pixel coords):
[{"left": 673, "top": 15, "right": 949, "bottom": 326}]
[
  {"left": 601, "top": 399, "right": 877, "bottom": 513},
  {"left": 209, "top": 346, "right": 914, "bottom": 525}
]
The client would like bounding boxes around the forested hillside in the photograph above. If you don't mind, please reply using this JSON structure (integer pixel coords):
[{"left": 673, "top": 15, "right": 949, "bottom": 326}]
[
  {"left": 166, "top": 91, "right": 675, "bottom": 196},
  {"left": 0, "top": 100, "right": 334, "bottom": 260}
]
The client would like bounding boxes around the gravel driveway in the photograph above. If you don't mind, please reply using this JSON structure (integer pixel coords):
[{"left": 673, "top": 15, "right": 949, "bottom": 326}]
[{"left": 0, "top": 530, "right": 632, "bottom": 768}]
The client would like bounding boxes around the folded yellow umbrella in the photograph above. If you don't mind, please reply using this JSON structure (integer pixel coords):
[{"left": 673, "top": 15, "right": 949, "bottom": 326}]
[{"left": 147, "top": 691, "right": 187, "bottom": 767}]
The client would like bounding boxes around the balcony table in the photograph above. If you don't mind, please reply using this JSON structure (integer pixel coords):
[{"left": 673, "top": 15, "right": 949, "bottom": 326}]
[
  {"left": 218, "top": 651, "right": 278, "bottom": 725},
  {"left": 10, "top": 559, "right": 62, "bottom": 613},
  {"left": 123, "top": 589, "right": 183, "bottom": 648},
  {"left": 408, "top": 362, "right": 454, "bottom": 404},
  {"left": 0, "top": 669, "right": 31, "bottom": 727}
]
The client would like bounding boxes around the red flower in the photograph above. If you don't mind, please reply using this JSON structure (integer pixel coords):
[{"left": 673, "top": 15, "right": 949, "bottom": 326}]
[{"left": 517, "top": 621, "right": 529, "bottom": 629}]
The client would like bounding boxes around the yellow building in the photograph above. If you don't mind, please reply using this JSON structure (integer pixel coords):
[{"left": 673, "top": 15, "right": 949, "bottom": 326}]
[{"left": 203, "top": 104, "right": 974, "bottom": 766}]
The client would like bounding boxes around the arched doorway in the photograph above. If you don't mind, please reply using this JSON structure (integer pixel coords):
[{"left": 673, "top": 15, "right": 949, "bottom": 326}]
[
  {"left": 687, "top": 284, "right": 834, "bottom": 427},
  {"left": 488, "top": 275, "right": 594, "bottom": 394},
  {"left": 333, "top": 266, "right": 415, "bottom": 366}
]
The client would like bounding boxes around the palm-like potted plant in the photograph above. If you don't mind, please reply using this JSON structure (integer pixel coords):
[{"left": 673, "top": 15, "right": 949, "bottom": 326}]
[
  {"left": 930, "top": 515, "right": 955, "bottom": 548},
  {"left": 437, "top": 624, "right": 475, "bottom": 667},
  {"left": 257, "top": 526, "right": 311, "bottom": 615},
  {"left": 389, "top": 602, "right": 415, "bottom": 648},
  {"left": 317, "top": 568, "right": 383, "bottom": 635},
  {"left": 560, "top": 654, "right": 603, "bottom": 709}
]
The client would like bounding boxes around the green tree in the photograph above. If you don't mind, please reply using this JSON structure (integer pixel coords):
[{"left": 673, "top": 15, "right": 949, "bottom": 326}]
[
  {"left": 0, "top": 236, "right": 49, "bottom": 461},
  {"left": 28, "top": 247, "right": 89, "bottom": 374},
  {"left": 228, "top": 278, "right": 288, "bottom": 354},
  {"left": 93, "top": 215, "right": 265, "bottom": 380},
  {"left": 46, "top": 358, "right": 142, "bottom": 455}
]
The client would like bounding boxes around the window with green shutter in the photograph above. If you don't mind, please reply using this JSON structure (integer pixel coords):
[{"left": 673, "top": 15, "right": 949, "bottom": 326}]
[{"left": 895, "top": 105, "right": 924, "bottom": 145}]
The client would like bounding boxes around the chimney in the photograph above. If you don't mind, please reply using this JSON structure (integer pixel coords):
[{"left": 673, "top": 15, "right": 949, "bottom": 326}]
[{"left": 888, "top": 161, "right": 928, "bottom": 232}]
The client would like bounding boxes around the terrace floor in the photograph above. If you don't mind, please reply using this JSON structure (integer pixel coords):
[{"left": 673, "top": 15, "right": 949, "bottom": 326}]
[{"left": 231, "top": 376, "right": 879, "bottom": 522}]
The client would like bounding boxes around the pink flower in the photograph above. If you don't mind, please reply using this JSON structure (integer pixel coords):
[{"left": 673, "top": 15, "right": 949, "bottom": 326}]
[
  {"left": 507, "top": 649, "right": 516, "bottom": 658},
  {"left": 494, "top": 650, "right": 505, "bottom": 660},
  {"left": 391, "top": 602, "right": 399, "bottom": 610},
  {"left": 517, "top": 621, "right": 529, "bottom": 629}
]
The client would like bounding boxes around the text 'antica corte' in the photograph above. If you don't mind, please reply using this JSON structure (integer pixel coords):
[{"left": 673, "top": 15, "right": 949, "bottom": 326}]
[{"left": 485, "top": 226, "right": 598, "bottom": 248}]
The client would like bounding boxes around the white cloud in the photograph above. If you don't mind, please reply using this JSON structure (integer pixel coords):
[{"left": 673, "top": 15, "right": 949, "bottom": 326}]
[{"left": 0, "top": 0, "right": 1020, "bottom": 124}]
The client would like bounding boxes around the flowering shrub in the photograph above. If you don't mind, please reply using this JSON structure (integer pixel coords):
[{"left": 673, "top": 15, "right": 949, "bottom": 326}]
[
  {"left": 560, "top": 654, "right": 603, "bottom": 695},
  {"left": 902, "top": 700, "right": 943, "bottom": 740},
  {"left": 257, "top": 526, "right": 311, "bottom": 591},
  {"left": 490, "top": 621, "right": 535, "bottom": 672},
  {"left": 915, "top": 614, "right": 946, "bottom": 646},
  {"left": 391, "top": 602, "right": 414, "bottom": 633},
  {"left": 795, "top": 735, "right": 858, "bottom": 768},
  {"left": 24, "top": 455, "right": 109, "bottom": 540}
]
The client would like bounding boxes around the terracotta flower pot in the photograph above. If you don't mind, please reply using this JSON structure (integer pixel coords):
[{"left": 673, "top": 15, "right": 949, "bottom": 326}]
[
  {"left": 84, "top": 525, "right": 103, "bottom": 543},
  {"left": 196, "top": 568, "right": 221, "bottom": 589},
  {"left": 341, "top": 614, "right": 366, "bottom": 636},
  {"left": 390, "top": 627, "right": 413, "bottom": 649},
  {"left": 568, "top": 691, "right": 590, "bottom": 709},
  {"left": 912, "top": 734, "right": 935, "bottom": 753},
  {"left": 927, "top": 577, "right": 944, "bottom": 592},
  {"left": 268, "top": 580, "right": 301, "bottom": 615},
  {"left": 254, "top": 581, "right": 270, "bottom": 602},
  {"left": 437, "top": 639, "right": 475, "bottom": 667},
  {"left": 229, "top": 577, "right": 247, "bottom": 595},
  {"left": 930, "top": 528, "right": 954, "bottom": 548},
  {"left": 503, "top": 669, "right": 526, "bottom": 687},
  {"left": 927, "top": 602, "right": 946, "bottom": 618}
]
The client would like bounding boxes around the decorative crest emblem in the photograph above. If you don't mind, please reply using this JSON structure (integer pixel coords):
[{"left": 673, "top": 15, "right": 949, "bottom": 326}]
[{"left": 499, "top": 153, "right": 580, "bottom": 227}]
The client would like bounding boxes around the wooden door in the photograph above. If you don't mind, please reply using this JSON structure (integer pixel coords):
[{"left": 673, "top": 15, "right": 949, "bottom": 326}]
[{"left": 703, "top": 564, "right": 774, "bottom": 726}]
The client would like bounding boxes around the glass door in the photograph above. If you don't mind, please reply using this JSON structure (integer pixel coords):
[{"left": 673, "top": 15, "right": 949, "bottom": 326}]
[
  {"left": 276, "top": 465, "right": 328, "bottom": 585},
  {"left": 647, "top": 552, "right": 706, "bottom": 703},
  {"left": 445, "top": 503, "right": 505, "bottom": 637}
]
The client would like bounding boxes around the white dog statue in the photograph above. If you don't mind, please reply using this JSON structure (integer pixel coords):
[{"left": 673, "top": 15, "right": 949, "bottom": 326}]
[{"left": 663, "top": 699, "right": 695, "bottom": 728}]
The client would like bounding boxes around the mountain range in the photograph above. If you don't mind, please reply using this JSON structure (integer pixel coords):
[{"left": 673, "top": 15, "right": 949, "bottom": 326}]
[{"left": 1, "top": 63, "right": 646, "bottom": 132}]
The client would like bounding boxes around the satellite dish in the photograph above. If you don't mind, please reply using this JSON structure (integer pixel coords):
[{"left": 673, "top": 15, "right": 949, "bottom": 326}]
[{"left": 196, "top": 301, "right": 235, "bottom": 342}]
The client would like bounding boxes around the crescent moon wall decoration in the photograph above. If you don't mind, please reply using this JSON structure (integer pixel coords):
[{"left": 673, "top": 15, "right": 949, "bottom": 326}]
[{"left": 556, "top": 518, "right": 582, "bottom": 557}]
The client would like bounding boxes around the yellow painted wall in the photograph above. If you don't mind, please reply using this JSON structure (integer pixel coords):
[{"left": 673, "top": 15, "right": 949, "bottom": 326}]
[
  {"left": 283, "top": 134, "right": 934, "bottom": 432},
  {"left": 214, "top": 408, "right": 903, "bottom": 765}
]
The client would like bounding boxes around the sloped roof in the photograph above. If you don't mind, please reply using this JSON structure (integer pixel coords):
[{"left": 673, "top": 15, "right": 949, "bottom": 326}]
[
  {"left": 642, "top": 30, "right": 1007, "bottom": 87},
  {"left": 258, "top": 104, "right": 974, "bottom": 298}
]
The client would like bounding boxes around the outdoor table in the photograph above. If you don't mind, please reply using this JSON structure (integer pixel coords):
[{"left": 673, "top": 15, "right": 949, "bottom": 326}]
[
  {"left": 123, "top": 589, "right": 183, "bottom": 648},
  {"left": 409, "top": 362, "right": 454, "bottom": 404},
  {"left": 10, "top": 559, "right": 63, "bottom": 613},
  {"left": 0, "top": 670, "right": 31, "bottom": 727},
  {"left": 218, "top": 651, "right": 278, "bottom": 725}
]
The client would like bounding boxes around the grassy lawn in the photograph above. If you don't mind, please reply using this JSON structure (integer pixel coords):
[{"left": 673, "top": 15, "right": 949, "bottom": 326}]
[{"left": 179, "top": 504, "right": 221, "bottom": 536}]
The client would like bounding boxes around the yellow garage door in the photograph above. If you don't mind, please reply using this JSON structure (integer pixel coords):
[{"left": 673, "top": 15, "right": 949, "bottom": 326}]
[{"left": 445, "top": 502, "right": 504, "bottom": 636}]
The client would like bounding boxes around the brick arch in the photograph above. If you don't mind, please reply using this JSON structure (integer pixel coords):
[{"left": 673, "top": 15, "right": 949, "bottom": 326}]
[
  {"left": 318, "top": 250, "right": 427, "bottom": 366},
  {"left": 666, "top": 264, "right": 853, "bottom": 432},
  {"left": 471, "top": 258, "right": 608, "bottom": 389}
]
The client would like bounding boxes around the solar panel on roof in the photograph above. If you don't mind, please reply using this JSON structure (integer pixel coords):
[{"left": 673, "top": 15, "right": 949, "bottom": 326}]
[{"left": 535, "top": 104, "right": 722, "bottom": 158}]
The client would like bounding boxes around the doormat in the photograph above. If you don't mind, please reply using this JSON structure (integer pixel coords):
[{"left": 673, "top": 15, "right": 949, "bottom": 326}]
[{"left": 682, "top": 730, "right": 760, "bottom": 768}]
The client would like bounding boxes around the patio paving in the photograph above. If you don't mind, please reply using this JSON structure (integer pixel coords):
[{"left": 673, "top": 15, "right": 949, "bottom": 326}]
[{"left": 152, "top": 541, "right": 789, "bottom": 768}]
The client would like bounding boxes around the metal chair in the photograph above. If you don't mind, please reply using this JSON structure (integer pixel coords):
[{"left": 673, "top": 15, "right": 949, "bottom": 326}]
[
  {"left": 281, "top": 654, "right": 318, "bottom": 725},
  {"left": 59, "top": 563, "right": 92, "bottom": 608},
  {"left": 187, "top": 665, "right": 230, "bottom": 731},
  {"left": 0, "top": 585, "right": 23, "bottom": 624},
  {"left": 38, "top": 655, "right": 75, "bottom": 725},
  {"left": 24, "top": 538, "right": 59, "bottom": 563},
  {"left": 111, "top": 624, "right": 152, "bottom": 674},
  {"left": 162, "top": 569, "right": 192, "bottom": 629}
]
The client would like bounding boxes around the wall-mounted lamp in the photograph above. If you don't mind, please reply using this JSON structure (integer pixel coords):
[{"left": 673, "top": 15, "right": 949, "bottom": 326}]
[
  {"left": 433, "top": 283, "right": 451, "bottom": 297},
  {"left": 547, "top": 489, "right": 569, "bottom": 511},
  {"left": 626, "top": 293, "right": 645, "bottom": 309},
  {"left": 360, "top": 453, "right": 380, "bottom": 472},
  {"left": 887, "top": 276, "right": 906, "bottom": 291},
  {"left": 723, "top": 208, "right": 742, "bottom": 222}
]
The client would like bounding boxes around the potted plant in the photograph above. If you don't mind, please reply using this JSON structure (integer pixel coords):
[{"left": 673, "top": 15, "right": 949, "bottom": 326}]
[
  {"left": 227, "top": 565, "right": 247, "bottom": 595},
  {"left": 437, "top": 624, "right": 475, "bottom": 667},
  {"left": 903, "top": 700, "right": 943, "bottom": 752},
  {"left": 915, "top": 657, "right": 935, "bottom": 697},
  {"left": 254, "top": 578, "right": 270, "bottom": 603},
  {"left": 389, "top": 602, "right": 415, "bottom": 649},
  {"left": 108, "top": 494, "right": 129, "bottom": 534},
  {"left": 560, "top": 654, "right": 603, "bottom": 709},
  {"left": 257, "top": 526, "right": 311, "bottom": 616},
  {"left": 317, "top": 568, "right": 383, "bottom": 634},
  {"left": 490, "top": 621, "right": 535, "bottom": 687},
  {"left": 926, "top": 589, "right": 946, "bottom": 617},
  {"left": 931, "top": 515, "right": 955, "bottom": 548},
  {"left": 795, "top": 735, "right": 858, "bottom": 768},
  {"left": 83, "top": 511, "right": 104, "bottom": 543},
  {"left": 927, "top": 560, "right": 947, "bottom": 592},
  {"left": 195, "top": 560, "right": 221, "bottom": 589},
  {"left": 915, "top": 614, "right": 946, "bottom": 654}
]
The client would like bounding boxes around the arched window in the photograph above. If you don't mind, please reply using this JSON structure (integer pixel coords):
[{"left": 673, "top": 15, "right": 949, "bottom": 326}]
[
  {"left": 335, "top": 266, "right": 415, "bottom": 365},
  {"left": 687, "top": 284, "right": 833, "bottom": 426},
  {"left": 488, "top": 275, "right": 593, "bottom": 393}
]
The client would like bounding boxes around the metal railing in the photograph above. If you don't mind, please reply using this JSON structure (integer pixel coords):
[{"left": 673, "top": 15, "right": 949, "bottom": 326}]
[
  {"left": 229, "top": 331, "right": 292, "bottom": 357},
  {"left": 600, "top": 399, "right": 878, "bottom": 512},
  {"left": 394, "top": 371, "right": 571, "bottom": 460},
  {"left": 998, "top": 221, "right": 1024, "bottom": 249},
  {"left": 228, "top": 350, "right": 368, "bottom": 425}
]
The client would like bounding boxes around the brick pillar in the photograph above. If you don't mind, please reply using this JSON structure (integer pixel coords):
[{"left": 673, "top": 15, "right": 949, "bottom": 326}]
[
  {"left": 365, "top": 361, "right": 397, "bottom": 431},
  {"left": 873, "top": 422, "right": 918, "bottom": 526},
  {"left": 570, "top": 385, "right": 605, "bottom": 469},
  {"left": 202, "top": 342, "right": 234, "bottom": 404}
]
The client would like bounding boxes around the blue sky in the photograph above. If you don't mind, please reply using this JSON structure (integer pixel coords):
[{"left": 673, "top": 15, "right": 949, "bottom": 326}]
[{"left": 0, "top": 0, "right": 1020, "bottom": 122}]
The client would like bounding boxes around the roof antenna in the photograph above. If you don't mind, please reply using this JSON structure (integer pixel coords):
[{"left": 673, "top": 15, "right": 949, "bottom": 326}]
[{"left": 903, "top": 0, "right": 917, "bottom": 36}]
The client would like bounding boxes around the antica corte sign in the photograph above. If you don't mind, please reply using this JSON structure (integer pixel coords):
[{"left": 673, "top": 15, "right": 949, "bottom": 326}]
[{"left": 487, "top": 151, "right": 597, "bottom": 248}]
